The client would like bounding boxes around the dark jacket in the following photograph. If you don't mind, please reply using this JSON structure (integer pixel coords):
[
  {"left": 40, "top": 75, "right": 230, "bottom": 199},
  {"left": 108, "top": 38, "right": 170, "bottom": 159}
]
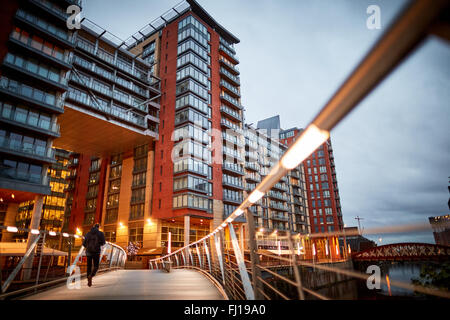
[{"left": 82, "top": 226, "right": 106, "bottom": 256}]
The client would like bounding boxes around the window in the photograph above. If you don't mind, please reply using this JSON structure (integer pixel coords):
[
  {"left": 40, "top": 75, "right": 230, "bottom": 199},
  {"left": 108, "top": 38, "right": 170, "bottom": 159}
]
[
  {"left": 130, "top": 204, "right": 144, "bottom": 220},
  {"left": 105, "top": 208, "right": 118, "bottom": 224},
  {"left": 131, "top": 188, "right": 145, "bottom": 203},
  {"left": 110, "top": 165, "right": 122, "bottom": 179},
  {"left": 134, "top": 158, "right": 147, "bottom": 171},
  {"left": 104, "top": 229, "right": 116, "bottom": 242},
  {"left": 129, "top": 226, "right": 143, "bottom": 246},
  {"left": 107, "top": 194, "right": 119, "bottom": 208},
  {"left": 132, "top": 172, "right": 146, "bottom": 187},
  {"left": 109, "top": 179, "right": 120, "bottom": 193}
]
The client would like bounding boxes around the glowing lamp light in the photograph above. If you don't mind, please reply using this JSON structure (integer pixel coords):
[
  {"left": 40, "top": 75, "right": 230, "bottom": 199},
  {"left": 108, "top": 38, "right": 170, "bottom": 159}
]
[
  {"left": 7, "top": 226, "right": 18, "bottom": 233},
  {"left": 312, "top": 243, "right": 316, "bottom": 256},
  {"left": 248, "top": 190, "right": 264, "bottom": 203},
  {"left": 168, "top": 232, "right": 171, "bottom": 254},
  {"left": 11, "top": 194, "right": 15, "bottom": 199},
  {"left": 147, "top": 219, "right": 153, "bottom": 226},
  {"left": 62, "top": 233, "right": 69, "bottom": 238},
  {"left": 74, "top": 235, "right": 80, "bottom": 239},
  {"left": 49, "top": 231, "right": 57, "bottom": 236},
  {"left": 259, "top": 228, "right": 264, "bottom": 233},
  {"left": 348, "top": 244, "right": 352, "bottom": 254},
  {"left": 119, "top": 222, "right": 124, "bottom": 228},
  {"left": 281, "top": 124, "right": 330, "bottom": 170},
  {"left": 31, "top": 229, "right": 40, "bottom": 235}
]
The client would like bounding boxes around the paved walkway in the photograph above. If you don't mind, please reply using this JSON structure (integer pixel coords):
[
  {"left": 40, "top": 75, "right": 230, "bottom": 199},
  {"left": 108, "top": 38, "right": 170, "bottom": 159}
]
[{"left": 23, "top": 269, "right": 224, "bottom": 300}]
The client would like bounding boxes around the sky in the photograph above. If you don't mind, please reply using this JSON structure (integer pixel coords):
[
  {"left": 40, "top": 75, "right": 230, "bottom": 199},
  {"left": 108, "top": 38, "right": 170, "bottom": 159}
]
[{"left": 82, "top": 0, "right": 450, "bottom": 244}]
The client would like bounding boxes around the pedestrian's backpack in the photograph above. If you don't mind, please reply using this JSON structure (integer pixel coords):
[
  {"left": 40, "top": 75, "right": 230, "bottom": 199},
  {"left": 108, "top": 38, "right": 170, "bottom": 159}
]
[{"left": 86, "top": 232, "right": 99, "bottom": 253}]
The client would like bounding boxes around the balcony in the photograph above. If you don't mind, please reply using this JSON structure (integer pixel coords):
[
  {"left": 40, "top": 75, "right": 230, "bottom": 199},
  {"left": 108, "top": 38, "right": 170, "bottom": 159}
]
[
  {"left": 220, "top": 67, "right": 240, "bottom": 86},
  {"left": 222, "top": 147, "right": 243, "bottom": 162},
  {"left": 0, "top": 77, "right": 64, "bottom": 113},
  {"left": 0, "top": 106, "right": 60, "bottom": 138},
  {"left": 290, "top": 170, "right": 300, "bottom": 179},
  {"left": 219, "top": 57, "right": 239, "bottom": 75},
  {"left": 0, "top": 137, "right": 55, "bottom": 163},
  {"left": 9, "top": 34, "right": 72, "bottom": 70},
  {"left": 245, "top": 162, "right": 260, "bottom": 172},
  {"left": 222, "top": 133, "right": 244, "bottom": 148},
  {"left": 271, "top": 214, "right": 289, "bottom": 222},
  {"left": 245, "top": 151, "right": 258, "bottom": 162},
  {"left": 245, "top": 139, "right": 258, "bottom": 151},
  {"left": 220, "top": 80, "right": 240, "bottom": 98},
  {"left": 222, "top": 162, "right": 244, "bottom": 176},
  {"left": 219, "top": 44, "right": 239, "bottom": 64},
  {"left": 272, "top": 183, "right": 289, "bottom": 192},
  {"left": 245, "top": 173, "right": 261, "bottom": 183},
  {"left": 223, "top": 195, "right": 243, "bottom": 205},
  {"left": 222, "top": 179, "right": 244, "bottom": 191},
  {"left": 15, "top": 9, "right": 75, "bottom": 48},
  {"left": 268, "top": 191, "right": 289, "bottom": 202},
  {"left": 0, "top": 168, "right": 50, "bottom": 195},
  {"left": 220, "top": 105, "right": 242, "bottom": 122},
  {"left": 66, "top": 89, "right": 147, "bottom": 129},
  {"left": 220, "top": 92, "right": 243, "bottom": 110},
  {"left": 3, "top": 53, "right": 68, "bottom": 91},
  {"left": 76, "top": 39, "right": 152, "bottom": 85},
  {"left": 29, "top": 0, "right": 69, "bottom": 22},
  {"left": 220, "top": 118, "right": 242, "bottom": 134}
]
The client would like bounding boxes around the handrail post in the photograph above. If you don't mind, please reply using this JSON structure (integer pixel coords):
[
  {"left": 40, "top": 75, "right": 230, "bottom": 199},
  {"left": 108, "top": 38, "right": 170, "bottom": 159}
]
[
  {"left": 214, "top": 233, "right": 225, "bottom": 285},
  {"left": 244, "top": 209, "right": 264, "bottom": 299},
  {"left": 175, "top": 253, "right": 179, "bottom": 267},
  {"left": 287, "top": 234, "right": 305, "bottom": 300},
  {"left": 228, "top": 223, "right": 255, "bottom": 300},
  {"left": 108, "top": 245, "right": 115, "bottom": 269},
  {"left": 195, "top": 244, "right": 203, "bottom": 269},
  {"left": 203, "top": 239, "right": 212, "bottom": 274},
  {"left": 189, "top": 248, "right": 194, "bottom": 268}
]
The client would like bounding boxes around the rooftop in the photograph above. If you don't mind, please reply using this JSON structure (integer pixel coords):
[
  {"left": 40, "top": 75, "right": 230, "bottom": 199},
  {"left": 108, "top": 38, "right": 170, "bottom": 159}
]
[{"left": 124, "top": 0, "right": 240, "bottom": 52}]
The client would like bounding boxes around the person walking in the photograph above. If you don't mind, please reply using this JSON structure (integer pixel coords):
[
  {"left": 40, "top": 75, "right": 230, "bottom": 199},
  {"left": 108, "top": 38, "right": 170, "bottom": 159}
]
[{"left": 82, "top": 223, "right": 105, "bottom": 287}]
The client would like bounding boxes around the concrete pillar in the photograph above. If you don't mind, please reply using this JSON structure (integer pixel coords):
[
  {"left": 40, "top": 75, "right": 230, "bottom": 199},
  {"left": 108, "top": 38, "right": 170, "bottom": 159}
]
[
  {"left": 22, "top": 195, "right": 44, "bottom": 280},
  {"left": 239, "top": 224, "right": 245, "bottom": 252}
]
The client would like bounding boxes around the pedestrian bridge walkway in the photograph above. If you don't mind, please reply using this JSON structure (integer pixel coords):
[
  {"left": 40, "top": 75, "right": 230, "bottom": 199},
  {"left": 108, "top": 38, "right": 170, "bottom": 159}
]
[{"left": 23, "top": 269, "right": 225, "bottom": 300}]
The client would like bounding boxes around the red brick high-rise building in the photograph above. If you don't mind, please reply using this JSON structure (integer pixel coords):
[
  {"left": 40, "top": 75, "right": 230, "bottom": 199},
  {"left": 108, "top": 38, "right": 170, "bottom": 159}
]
[
  {"left": 259, "top": 116, "right": 344, "bottom": 235},
  {"left": 127, "top": 0, "right": 244, "bottom": 248},
  {"left": 280, "top": 126, "right": 344, "bottom": 234}
]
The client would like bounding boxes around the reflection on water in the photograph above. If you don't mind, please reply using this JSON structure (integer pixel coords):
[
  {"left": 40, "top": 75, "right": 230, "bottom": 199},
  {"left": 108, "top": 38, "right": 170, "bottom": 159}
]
[
  {"left": 354, "top": 261, "right": 446, "bottom": 299},
  {"left": 380, "top": 263, "right": 422, "bottom": 296}
]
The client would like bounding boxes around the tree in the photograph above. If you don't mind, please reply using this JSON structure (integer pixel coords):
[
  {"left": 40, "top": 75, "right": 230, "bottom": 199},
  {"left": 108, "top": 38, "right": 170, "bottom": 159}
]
[{"left": 125, "top": 242, "right": 141, "bottom": 260}]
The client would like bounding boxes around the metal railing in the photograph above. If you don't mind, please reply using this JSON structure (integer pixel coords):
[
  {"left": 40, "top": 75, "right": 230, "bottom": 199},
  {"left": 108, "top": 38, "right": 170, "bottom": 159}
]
[
  {"left": 0, "top": 226, "right": 126, "bottom": 299},
  {"left": 148, "top": 0, "right": 450, "bottom": 301}
]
